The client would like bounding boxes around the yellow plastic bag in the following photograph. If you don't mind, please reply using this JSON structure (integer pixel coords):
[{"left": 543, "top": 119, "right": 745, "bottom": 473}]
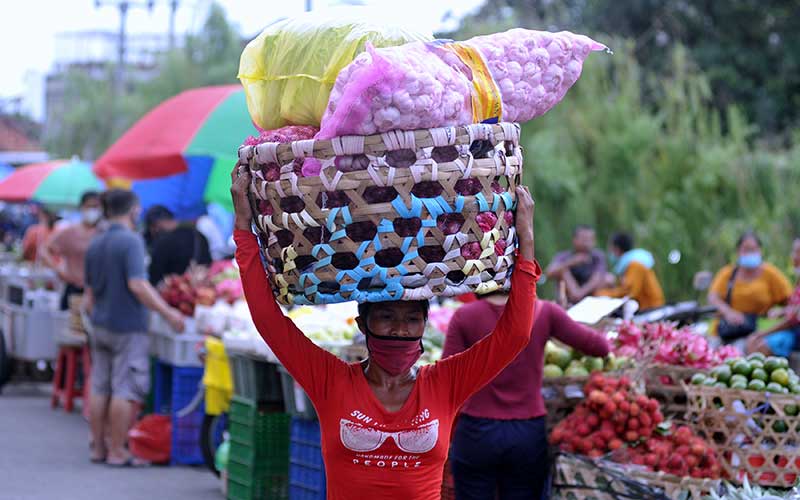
[{"left": 238, "top": 9, "right": 431, "bottom": 130}]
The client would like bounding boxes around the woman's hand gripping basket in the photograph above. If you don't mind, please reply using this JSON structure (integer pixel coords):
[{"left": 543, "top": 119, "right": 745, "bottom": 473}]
[{"left": 237, "top": 122, "right": 523, "bottom": 305}]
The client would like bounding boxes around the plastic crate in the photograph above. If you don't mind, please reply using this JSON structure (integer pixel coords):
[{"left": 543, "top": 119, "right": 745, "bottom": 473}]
[
  {"left": 289, "top": 418, "right": 325, "bottom": 500},
  {"left": 150, "top": 327, "right": 203, "bottom": 367},
  {"left": 227, "top": 398, "right": 290, "bottom": 500},
  {"left": 227, "top": 472, "right": 288, "bottom": 500},
  {"left": 278, "top": 366, "right": 317, "bottom": 420},
  {"left": 228, "top": 397, "right": 291, "bottom": 458},
  {"left": 151, "top": 361, "right": 205, "bottom": 465},
  {"left": 229, "top": 354, "right": 284, "bottom": 406}
]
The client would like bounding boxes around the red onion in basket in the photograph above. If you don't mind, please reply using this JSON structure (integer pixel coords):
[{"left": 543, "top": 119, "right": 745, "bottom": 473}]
[
  {"left": 476, "top": 212, "right": 498, "bottom": 233},
  {"left": 461, "top": 242, "right": 481, "bottom": 260}
]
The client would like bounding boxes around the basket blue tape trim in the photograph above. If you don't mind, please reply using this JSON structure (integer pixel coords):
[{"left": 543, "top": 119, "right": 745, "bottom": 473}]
[
  {"left": 331, "top": 229, "right": 347, "bottom": 241},
  {"left": 421, "top": 197, "right": 445, "bottom": 219},
  {"left": 475, "top": 193, "right": 490, "bottom": 212},
  {"left": 326, "top": 209, "right": 339, "bottom": 232},
  {"left": 377, "top": 220, "right": 394, "bottom": 233},
  {"left": 403, "top": 251, "right": 419, "bottom": 262},
  {"left": 356, "top": 241, "right": 371, "bottom": 258},
  {"left": 341, "top": 207, "right": 353, "bottom": 225},
  {"left": 392, "top": 196, "right": 422, "bottom": 218},
  {"left": 401, "top": 237, "right": 413, "bottom": 253},
  {"left": 453, "top": 195, "right": 465, "bottom": 213},
  {"left": 312, "top": 244, "right": 334, "bottom": 258}
]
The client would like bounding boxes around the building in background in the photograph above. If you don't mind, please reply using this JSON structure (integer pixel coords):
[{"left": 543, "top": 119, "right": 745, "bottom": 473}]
[
  {"left": 43, "top": 30, "right": 172, "bottom": 150},
  {"left": 0, "top": 112, "right": 48, "bottom": 166}
]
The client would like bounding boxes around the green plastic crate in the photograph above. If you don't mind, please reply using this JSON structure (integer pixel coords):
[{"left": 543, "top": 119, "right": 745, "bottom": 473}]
[
  {"left": 227, "top": 473, "right": 288, "bottom": 500},
  {"left": 229, "top": 397, "right": 291, "bottom": 448}
]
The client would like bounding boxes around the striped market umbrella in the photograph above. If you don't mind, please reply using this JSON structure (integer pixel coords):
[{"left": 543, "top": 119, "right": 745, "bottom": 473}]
[
  {"left": 94, "top": 85, "right": 257, "bottom": 219},
  {"left": 0, "top": 159, "right": 104, "bottom": 207}
]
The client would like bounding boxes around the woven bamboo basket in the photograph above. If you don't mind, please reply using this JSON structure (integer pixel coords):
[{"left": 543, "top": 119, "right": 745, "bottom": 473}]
[
  {"left": 543, "top": 375, "right": 592, "bottom": 429},
  {"left": 552, "top": 453, "right": 721, "bottom": 500},
  {"left": 238, "top": 123, "right": 523, "bottom": 305},
  {"left": 643, "top": 364, "right": 703, "bottom": 420},
  {"left": 683, "top": 384, "right": 800, "bottom": 487}
]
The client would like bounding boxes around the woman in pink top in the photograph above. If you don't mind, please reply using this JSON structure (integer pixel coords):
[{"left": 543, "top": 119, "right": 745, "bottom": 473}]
[{"left": 443, "top": 296, "right": 610, "bottom": 499}]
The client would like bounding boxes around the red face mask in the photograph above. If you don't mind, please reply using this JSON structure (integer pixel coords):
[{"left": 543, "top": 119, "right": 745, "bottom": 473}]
[{"left": 366, "top": 333, "right": 424, "bottom": 376}]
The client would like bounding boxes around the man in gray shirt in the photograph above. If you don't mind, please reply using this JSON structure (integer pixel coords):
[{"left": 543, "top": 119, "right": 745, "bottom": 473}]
[{"left": 84, "top": 189, "right": 185, "bottom": 466}]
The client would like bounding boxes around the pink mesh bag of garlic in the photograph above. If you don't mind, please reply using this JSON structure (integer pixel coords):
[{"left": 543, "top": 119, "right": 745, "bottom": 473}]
[{"left": 318, "top": 28, "right": 606, "bottom": 138}]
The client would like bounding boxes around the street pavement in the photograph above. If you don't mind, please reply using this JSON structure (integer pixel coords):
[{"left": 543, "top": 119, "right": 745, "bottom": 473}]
[{"left": 0, "top": 382, "right": 221, "bottom": 500}]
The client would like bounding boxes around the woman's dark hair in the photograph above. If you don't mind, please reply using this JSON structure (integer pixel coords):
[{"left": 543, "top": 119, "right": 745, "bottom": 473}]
[
  {"left": 611, "top": 232, "right": 633, "bottom": 253},
  {"left": 101, "top": 189, "right": 138, "bottom": 218},
  {"left": 79, "top": 191, "right": 100, "bottom": 207},
  {"left": 357, "top": 300, "right": 430, "bottom": 322},
  {"left": 736, "top": 230, "right": 762, "bottom": 250}
]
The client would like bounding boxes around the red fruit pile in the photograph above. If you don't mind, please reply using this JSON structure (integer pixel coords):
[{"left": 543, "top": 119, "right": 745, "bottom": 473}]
[
  {"left": 612, "top": 426, "right": 721, "bottom": 479},
  {"left": 160, "top": 272, "right": 217, "bottom": 317},
  {"left": 550, "top": 374, "right": 663, "bottom": 457},
  {"left": 549, "top": 373, "right": 721, "bottom": 479}
]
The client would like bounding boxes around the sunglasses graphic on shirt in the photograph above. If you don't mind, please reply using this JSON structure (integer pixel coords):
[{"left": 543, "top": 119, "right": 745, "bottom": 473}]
[{"left": 339, "top": 419, "right": 440, "bottom": 454}]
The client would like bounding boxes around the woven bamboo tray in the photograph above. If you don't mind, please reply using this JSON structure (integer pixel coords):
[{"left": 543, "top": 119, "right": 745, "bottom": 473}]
[
  {"left": 238, "top": 123, "right": 523, "bottom": 305},
  {"left": 643, "top": 364, "right": 703, "bottom": 420},
  {"left": 552, "top": 453, "right": 721, "bottom": 500},
  {"left": 543, "top": 375, "right": 591, "bottom": 429},
  {"left": 684, "top": 384, "right": 800, "bottom": 487}
]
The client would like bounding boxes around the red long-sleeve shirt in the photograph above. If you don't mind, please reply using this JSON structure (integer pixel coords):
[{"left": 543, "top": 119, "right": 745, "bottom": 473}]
[
  {"left": 234, "top": 230, "right": 540, "bottom": 500},
  {"left": 443, "top": 299, "right": 610, "bottom": 420}
]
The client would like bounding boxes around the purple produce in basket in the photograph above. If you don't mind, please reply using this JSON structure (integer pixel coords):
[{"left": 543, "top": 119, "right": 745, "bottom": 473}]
[
  {"left": 476, "top": 212, "right": 498, "bottom": 233},
  {"left": 394, "top": 217, "right": 422, "bottom": 237},
  {"left": 242, "top": 125, "right": 319, "bottom": 177},
  {"left": 318, "top": 29, "right": 606, "bottom": 138},
  {"left": 495, "top": 239, "right": 507, "bottom": 256},
  {"left": 437, "top": 213, "right": 465, "bottom": 235},
  {"left": 461, "top": 242, "right": 481, "bottom": 260}
]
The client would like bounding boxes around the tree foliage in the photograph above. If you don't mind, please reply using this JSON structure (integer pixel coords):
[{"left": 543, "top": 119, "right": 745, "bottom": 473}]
[
  {"left": 449, "top": 0, "right": 800, "bottom": 136},
  {"left": 46, "top": 2, "right": 241, "bottom": 160},
  {"left": 518, "top": 42, "right": 800, "bottom": 299}
]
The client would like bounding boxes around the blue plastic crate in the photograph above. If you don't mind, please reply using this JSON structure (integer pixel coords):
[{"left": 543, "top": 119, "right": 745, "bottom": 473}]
[
  {"left": 152, "top": 361, "right": 205, "bottom": 465},
  {"left": 289, "top": 418, "right": 325, "bottom": 500},
  {"left": 152, "top": 362, "right": 203, "bottom": 413}
]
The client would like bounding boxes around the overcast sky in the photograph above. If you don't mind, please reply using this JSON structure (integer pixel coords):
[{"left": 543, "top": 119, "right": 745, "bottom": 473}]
[{"left": 0, "top": 0, "right": 484, "bottom": 118}]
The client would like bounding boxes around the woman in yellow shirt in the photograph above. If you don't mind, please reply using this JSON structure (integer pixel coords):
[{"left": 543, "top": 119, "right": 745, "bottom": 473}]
[
  {"left": 596, "top": 232, "right": 665, "bottom": 311},
  {"left": 708, "top": 231, "right": 793, "bottom": 346}
]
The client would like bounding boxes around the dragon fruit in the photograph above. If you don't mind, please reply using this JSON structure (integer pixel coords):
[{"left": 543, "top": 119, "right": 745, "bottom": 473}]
[
  {"left": 318, "top": 29, "right": 606, "bottom": 138},
  {"left": 613, "top": 321, "right": 739, "bottom": 369}
]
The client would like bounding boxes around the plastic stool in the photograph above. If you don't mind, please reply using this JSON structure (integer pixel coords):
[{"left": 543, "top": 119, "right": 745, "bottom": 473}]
[{"left": 51, "top": 343, "right": 91, "bottom": 414}]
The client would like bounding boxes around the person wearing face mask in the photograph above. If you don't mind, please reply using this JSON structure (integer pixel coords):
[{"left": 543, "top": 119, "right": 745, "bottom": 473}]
[
  {"left": 708, "top": 231, "right": 793, "bottom": 350},
  {"left": 41, "top": 191, "right": 105, "bottom": 310},
  {"left": 746, "top": 238, "right": 800, "bottom": 357},
  {"left": 229, "top": 165, "right": 540, "bottom": 500}
]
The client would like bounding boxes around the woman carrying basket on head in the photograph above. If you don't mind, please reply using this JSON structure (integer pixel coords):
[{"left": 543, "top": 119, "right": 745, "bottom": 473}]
[{"left": 230, "top": 164, "right": 540, "bottom": 500}]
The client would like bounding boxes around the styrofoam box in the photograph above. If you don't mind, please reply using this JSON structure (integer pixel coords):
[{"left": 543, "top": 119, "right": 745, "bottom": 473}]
[
  {"left": 8, "top": 306, "right": 66, "bottom": 361},
  {"left": 150, "top": 318, "right": 203, "bottom": 367}
]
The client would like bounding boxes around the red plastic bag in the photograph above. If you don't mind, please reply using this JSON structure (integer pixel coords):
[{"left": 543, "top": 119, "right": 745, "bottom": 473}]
[{"left": 128, "top": 414, "right": 171, "bottom": 464}]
